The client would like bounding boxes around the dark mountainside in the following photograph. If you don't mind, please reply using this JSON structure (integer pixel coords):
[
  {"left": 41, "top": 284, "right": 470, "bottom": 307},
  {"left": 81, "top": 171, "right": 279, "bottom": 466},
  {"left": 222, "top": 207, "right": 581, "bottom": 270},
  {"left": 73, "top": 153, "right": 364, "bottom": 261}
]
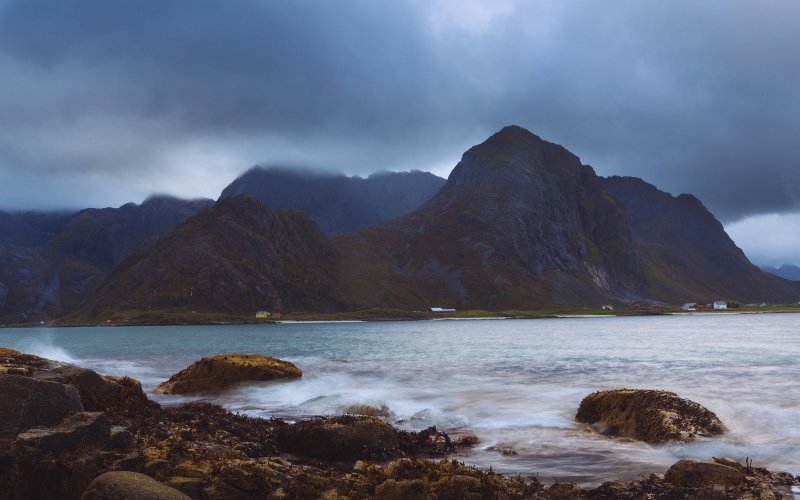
[
  {"left": 6, "top": 126, "right": 799, "bottom": 324},
  {"left": 67, "top": 196, "right": 347, "bottom": 324},
  {"left": 335, "top": 126, "right": 647, "bottom": 309},
  {"left": 0, "top": 196, "right": 211, "bottom": 324},
  {"left": 219, "top": 167, "right": 445, "bottom": 234},
  {"left": 762, "top": 264, "right": 800, "bottom": 281},
  {"left": 602, "top": 176, "right": 800, "bottom": 303},
  {"left": 335, "top": 126, "right": 800, "bottom": 309}
]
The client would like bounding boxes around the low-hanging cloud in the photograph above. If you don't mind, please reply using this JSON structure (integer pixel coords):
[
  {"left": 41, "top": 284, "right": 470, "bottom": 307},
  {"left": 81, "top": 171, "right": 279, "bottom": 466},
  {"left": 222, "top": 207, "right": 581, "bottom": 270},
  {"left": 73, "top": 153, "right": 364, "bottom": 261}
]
[
  {"left": 0, "top": 0, "right": 799, "bottom": 228},
  {"left": 726, "top": 213, "right": 800, "bottom": 267}
]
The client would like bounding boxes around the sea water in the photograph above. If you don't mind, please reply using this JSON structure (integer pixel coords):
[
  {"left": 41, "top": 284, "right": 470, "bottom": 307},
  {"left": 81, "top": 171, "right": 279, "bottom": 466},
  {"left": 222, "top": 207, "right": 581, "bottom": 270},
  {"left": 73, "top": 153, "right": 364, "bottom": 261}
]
[{"left": 1, "top": 313, "right": 798, "bottom": 485}]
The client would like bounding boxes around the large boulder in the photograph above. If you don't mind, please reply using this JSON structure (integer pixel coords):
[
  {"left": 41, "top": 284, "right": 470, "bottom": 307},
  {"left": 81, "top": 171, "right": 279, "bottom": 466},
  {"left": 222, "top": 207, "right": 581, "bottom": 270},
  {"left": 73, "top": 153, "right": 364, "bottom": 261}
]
[
  {"left": 0, "top": 374, "right": 83, "bottom": 438},
  {"left": 1, "top": 346, "right": 156, "bottom": 417},
  {"left": 155, "top": 354, "right": 302, "bottom": 394},
  {"left": 81, "top": 471, "right": 191, "bottom": 500},
  {"left": 14, "top": 411, "right": 111, "bottom": 461},
  {"left": 665, "top": 459, "right": 744, "bottom": 487},
  {"left": 32, "top": 364, "right": 149, "bottom": 414},
  {"left": 575, "top": 389, "right": 724, "bottom": 443}
]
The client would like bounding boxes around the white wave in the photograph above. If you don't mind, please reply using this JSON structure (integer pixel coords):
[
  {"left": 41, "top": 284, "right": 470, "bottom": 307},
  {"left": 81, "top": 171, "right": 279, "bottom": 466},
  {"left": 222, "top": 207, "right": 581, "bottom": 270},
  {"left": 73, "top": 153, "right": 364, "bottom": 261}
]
[{"left": 16, "top": 332, "right": 78, "bottom": 364}]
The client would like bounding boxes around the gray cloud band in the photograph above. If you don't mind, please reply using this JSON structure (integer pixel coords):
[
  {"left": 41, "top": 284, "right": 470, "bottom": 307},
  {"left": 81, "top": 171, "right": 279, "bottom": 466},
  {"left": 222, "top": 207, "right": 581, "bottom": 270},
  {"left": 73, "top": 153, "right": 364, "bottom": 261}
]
[{"left": 0, "top": 0, "right": 798, "bottom": 224}]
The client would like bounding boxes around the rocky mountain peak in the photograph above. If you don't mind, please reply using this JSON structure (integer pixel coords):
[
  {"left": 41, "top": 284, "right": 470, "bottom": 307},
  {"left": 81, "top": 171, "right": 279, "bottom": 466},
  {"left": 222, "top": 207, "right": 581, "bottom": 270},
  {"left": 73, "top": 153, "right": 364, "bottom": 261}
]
[{"left": 442, "top": 125, "right": 583, "bottom": 198}]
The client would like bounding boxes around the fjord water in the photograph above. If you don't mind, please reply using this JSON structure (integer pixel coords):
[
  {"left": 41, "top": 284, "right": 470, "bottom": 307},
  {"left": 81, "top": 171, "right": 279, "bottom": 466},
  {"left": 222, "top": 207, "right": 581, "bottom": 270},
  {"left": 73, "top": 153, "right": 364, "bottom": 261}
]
[{"left": 2, "top": 314, "right": 798, "bottom": 485}]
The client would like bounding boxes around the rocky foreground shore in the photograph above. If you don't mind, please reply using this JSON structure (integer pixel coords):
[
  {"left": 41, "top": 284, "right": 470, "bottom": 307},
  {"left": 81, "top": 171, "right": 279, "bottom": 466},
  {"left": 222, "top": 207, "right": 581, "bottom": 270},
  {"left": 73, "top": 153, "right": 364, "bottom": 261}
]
[{"left": 1, "top": 347, "right": 798, "bottom": 499}]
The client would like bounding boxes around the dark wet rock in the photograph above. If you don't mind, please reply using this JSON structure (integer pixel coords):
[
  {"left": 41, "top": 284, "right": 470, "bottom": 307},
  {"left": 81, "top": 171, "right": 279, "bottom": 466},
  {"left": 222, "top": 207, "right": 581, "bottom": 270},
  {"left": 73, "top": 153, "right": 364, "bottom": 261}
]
[
  {"left": 665, "top": 458, "right": 744, "bottom": 487},
  {"left": 155, "top": 354, "right": 302, "bottom": 394},
  {"left": 584, "top": 458, "right": 800, "bottom": 499},
  {"left": 375, "top": 478, "right": 429, "bottom": 499},
  {"left": 0, "top": 373, "right": 83, "bottom": 438},
  {"left": 575, "top": 389, "right": 725, "bottom": 443},
  {"left": 80, "top": 471, "right": 191, "bottom": 500},
  {"left": 276, "top": 415, "right": 402, "bottom": 462},
  {"left": 164, "top": 476, "right": 205, "bottom": 498},
  {"left": 0, "top": 347, "right": 156, "bottom": 420},
  {"left": 14, "top": 411, "right": 110, "bottom": 461},
  {"left": 33, "top": 365, "right": 154, "bottom": 416}
]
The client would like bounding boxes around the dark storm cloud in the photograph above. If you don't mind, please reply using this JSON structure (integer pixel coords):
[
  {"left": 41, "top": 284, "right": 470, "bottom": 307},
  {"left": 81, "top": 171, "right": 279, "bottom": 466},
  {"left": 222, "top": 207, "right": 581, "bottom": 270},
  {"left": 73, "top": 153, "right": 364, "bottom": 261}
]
[{"left": 0, "top": 0, "right": 799, "bottom": 227}]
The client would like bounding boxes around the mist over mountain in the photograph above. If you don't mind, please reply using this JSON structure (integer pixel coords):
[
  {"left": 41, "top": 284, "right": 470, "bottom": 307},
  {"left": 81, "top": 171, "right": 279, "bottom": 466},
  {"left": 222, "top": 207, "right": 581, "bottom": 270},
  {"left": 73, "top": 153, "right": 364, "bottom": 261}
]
[
  {"left": 219, "top": 167, "right": 445, "bottom": 234},
  {"left": 0, "top": 196, "right": 211, "bottom": 323},
  {"left": 4, "top": 126, "right": 799, "bottom": 325}
]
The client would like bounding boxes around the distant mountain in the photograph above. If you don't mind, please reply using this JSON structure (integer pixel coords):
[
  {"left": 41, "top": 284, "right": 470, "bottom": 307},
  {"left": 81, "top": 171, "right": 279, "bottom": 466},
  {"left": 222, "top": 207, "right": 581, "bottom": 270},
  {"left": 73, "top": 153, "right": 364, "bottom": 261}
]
[
  {"left": 68, "top": 196, "right": 347, "bottom": 323},
  {"left": 0, "top": 210, "right": 74, "bottom": 247},
  {"left": 219, "top": 167, "right": 445, "bottom": 234},
  {"left": 335, "top": 126, "right": 800, "bottom": 309},
  {"left": 0, "top": 196, "right": 212, "bottom": 324},
  {"left": 762, "top": 264, "right": 800, "bottom": 281}
]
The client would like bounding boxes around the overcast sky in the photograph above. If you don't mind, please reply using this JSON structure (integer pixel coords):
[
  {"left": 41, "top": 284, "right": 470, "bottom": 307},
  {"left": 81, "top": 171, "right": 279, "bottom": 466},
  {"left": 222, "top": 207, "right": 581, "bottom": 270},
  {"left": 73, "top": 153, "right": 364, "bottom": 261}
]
[{"left": 1, "top": 0, "right": 798, "bottom": 265}]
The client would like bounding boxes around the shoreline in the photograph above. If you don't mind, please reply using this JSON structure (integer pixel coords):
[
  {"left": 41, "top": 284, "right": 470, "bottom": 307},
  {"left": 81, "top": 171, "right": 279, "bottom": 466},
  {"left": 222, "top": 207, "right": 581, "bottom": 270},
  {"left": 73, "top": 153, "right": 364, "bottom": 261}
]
[
  {"left": 3, "top": 305, "right": 800, "bottom": 328},
  {"left": 2, "top": 347, "right": 798, "bottom": 498}
]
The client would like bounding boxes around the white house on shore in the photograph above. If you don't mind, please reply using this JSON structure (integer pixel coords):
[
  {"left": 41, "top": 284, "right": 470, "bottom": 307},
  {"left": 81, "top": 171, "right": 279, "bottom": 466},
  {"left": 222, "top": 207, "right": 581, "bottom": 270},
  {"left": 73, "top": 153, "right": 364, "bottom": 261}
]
[
  {"left": 430, "top": 307, "right": 456, "bottom": 313},
  {"left": 713, "top": 301, "right": 728, "bottom": 310}
]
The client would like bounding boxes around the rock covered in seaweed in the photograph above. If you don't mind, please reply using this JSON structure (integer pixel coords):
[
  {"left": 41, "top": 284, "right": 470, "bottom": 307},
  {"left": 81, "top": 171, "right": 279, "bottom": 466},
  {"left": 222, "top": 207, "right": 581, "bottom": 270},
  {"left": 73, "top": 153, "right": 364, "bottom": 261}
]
[
  {"left": 155, "top": 354, "right": 302, "bottom": 394},
  {"left": 591, "top": 457, "right": 800, "bottom": 499},
  {"left": 81, "top": 471, "right": 190, "bottom": 500},
  {"left": 275, "top": 415, "right": 464, "bottom": 462},
  {"left": 575, "top": 388, "right": 724, "bottom": 443}
]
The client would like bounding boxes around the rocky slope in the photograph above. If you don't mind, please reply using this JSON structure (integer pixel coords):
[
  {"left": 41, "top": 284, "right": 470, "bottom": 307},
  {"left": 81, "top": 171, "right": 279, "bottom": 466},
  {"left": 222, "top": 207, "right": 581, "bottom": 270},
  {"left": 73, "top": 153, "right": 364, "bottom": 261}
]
[
  {"left": 0, "top": 196, "right": 211, "bottom": 324},
  {"left": 335, "top": 126, "right": 800, "bottom": 309},
  {"left": 602, "top": 176, "right": 800, "bottom": 303},
  {"left": 220, "top": 167, "right": 445, "bottom": 234},
  {"left": 7, "top": 126, "right": 798, "bottom": 323},
  {"left": 335, "top": 126, "right": 646, "bottom": 309},
  {"left": 67, "top": 196, "right": 348, "bottom": 324}
]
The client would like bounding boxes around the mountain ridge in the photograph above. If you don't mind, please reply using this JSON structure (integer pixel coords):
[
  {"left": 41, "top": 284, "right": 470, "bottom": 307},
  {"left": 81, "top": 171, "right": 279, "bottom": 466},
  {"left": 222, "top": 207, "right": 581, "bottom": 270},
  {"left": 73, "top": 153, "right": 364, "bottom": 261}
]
[
  {"left": 219, "top": 166, "right": 445, "bottom": 234},
  {"left": 334, "top": 125, "right": 799, "bottom": 309},
  {"left": 5, "top": 125, "right": 799, "bottom": 324}
]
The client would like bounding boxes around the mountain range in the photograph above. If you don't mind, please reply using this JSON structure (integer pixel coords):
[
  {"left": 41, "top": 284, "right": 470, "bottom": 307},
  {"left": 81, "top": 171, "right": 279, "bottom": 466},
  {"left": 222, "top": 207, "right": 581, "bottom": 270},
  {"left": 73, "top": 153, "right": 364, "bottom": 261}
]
[
  {"left": 220, "top": 167, "right": 445, "bottom": 234},
  {"left": 334, "top": 126, "right": 799, "bottom": 309},
  {"left": 0, "top": 196, "right": 211, "bottom": 324},
  {"left": 762, "top": 265, "right": 800, "bottom": 281},
  {"left": 2, "top": 125, "right": 798, "bottom": 324}
]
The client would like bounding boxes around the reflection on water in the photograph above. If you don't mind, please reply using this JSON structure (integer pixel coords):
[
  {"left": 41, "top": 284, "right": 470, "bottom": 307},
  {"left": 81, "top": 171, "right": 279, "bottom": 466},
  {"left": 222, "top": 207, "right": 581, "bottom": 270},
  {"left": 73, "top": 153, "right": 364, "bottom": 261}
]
[{"left": 1, "top": 313, "right": 799, "bottom": 485}]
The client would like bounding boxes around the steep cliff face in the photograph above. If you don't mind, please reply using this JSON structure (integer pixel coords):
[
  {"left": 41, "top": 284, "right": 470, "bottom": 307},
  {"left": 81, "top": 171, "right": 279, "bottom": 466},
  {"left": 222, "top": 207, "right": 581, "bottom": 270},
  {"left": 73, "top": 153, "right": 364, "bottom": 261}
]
[
  {"left": 0, "top": 197, "right": 211, "bottom": 323},
  {"left": 336, "top": 126, "right": 798, "bottom": 309},
  {"left": 336, "top": 126, "right": 648, "bottom": 309},
  {"left": 68, "top": 196, "right": 347, "bottom": 322},
  {"left": 220, "top": 167, "right": 445, "bottom": 234},
  {"left": 603, "top": 176, "right": 799, "bottom": 303}
]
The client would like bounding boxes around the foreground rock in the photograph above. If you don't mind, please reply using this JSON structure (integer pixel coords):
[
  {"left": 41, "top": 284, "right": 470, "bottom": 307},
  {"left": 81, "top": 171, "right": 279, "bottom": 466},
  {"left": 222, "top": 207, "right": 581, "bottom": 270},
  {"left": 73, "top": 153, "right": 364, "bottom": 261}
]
[
  {"left": 155, "top": 354, "right": 302, "bottom": 394},
  {"left": 589, "top": 458, "right": 799, "bottom": 499},
  {"left": 575, "top": 388, "right": 725, "bottom": 443},
  {"left": 275, "top": 415, "right": 467, "bottom": 462},
  {"left": 2, "top": 349, "right": 798, "bottom": 499},
  {"left": 0, "top": 374, "right": 83, "bottom": 438},
  {"left": 81, "top": 471, "right": 190, "bottom": 500}
]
